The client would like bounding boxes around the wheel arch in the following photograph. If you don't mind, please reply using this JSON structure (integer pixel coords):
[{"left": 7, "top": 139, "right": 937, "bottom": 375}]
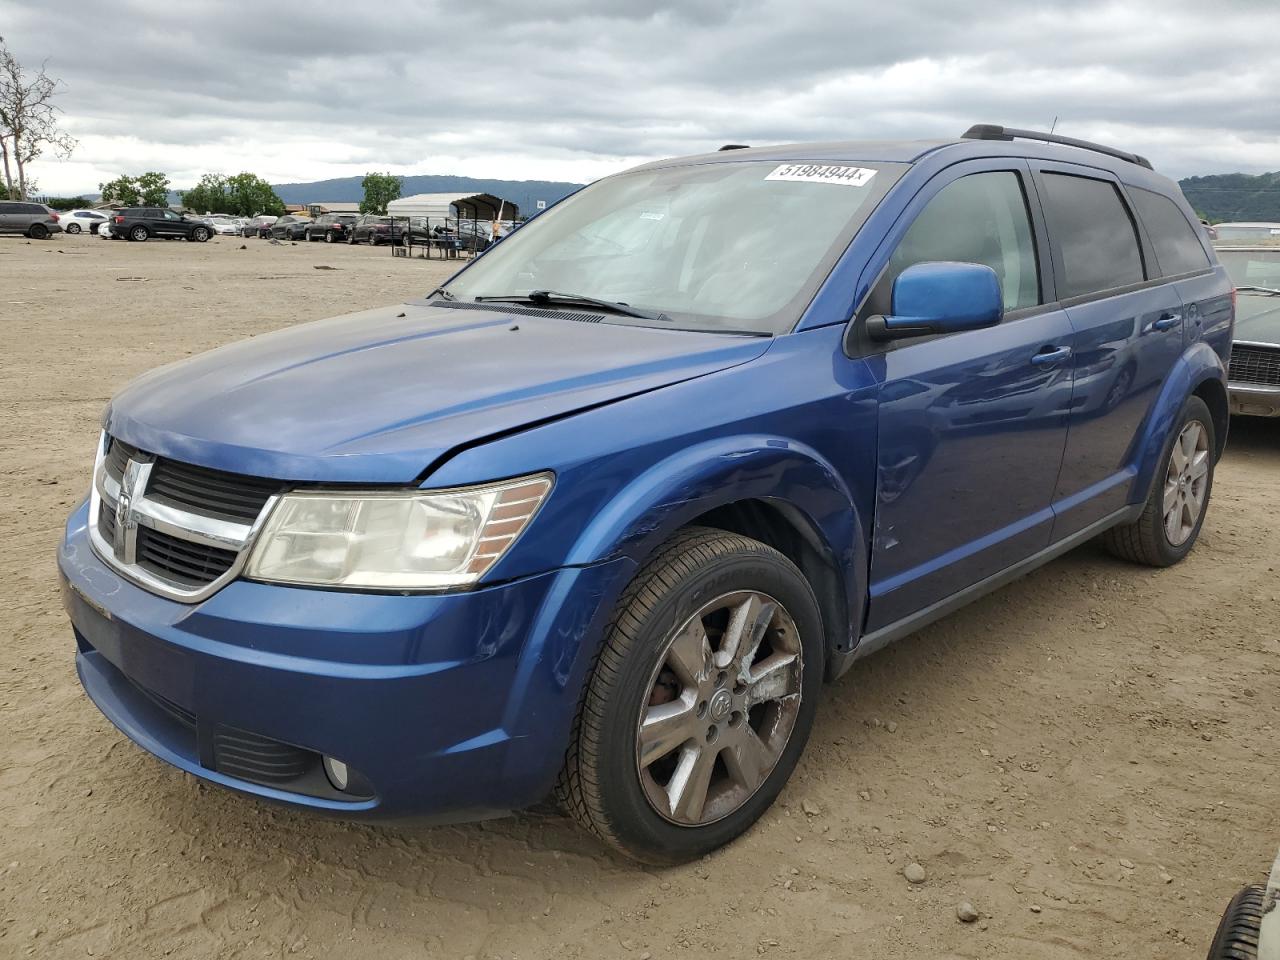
[
  {"left": 1129, "top": 342, "right": 1228, "bottom": 505},
  {"left": 563, "top": 436, "right": 869, "bottom": 677}
]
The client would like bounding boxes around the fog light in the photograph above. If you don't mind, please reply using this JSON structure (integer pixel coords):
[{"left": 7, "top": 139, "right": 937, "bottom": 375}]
[{"left": 322, "top": 756, "right": 349, "bottom": 791}]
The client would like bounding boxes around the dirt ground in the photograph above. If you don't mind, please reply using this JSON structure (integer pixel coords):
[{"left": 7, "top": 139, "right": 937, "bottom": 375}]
[{"left": 1, "top": 233, "right": 1277, "bottom": 960}]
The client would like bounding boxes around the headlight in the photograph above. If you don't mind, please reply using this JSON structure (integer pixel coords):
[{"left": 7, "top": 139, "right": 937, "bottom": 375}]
[{"left": 245, "top": 473, "right": 552, "bottom": 590}]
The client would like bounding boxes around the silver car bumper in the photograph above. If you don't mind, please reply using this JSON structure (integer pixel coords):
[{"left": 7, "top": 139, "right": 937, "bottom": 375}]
[{"left": 1228, "top": 381, "right": 1280, "bottom": 417}]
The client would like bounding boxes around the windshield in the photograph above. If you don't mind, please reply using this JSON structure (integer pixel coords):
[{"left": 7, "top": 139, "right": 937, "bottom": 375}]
[
  {"left": 442, "top": 159, "right": 905, "bottom": 333},
  {"left": 1217, "top": 248, "right": 1280, "bottom": 290}
]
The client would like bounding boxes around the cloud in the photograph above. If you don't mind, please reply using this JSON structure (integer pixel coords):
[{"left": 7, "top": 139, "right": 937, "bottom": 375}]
[{"left": 4, "top": 0, "right": 1277, "bottom": 194}]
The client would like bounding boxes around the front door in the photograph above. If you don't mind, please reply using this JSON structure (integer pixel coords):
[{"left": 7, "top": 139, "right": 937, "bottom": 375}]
[{"left": 862, "top": 162, "right": 1075, "bottom": 631}]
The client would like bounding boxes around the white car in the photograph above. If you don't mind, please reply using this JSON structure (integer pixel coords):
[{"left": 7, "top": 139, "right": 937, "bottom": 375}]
[
  {"left": 61, "top": 209, "right": 112, "bottom": 235},
  {"left": 209, "top": 217, "right": 242, "bottom": 236}
]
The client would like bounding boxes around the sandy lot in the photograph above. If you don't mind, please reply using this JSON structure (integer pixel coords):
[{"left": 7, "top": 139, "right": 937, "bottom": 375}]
[{"left": 1, "top": 233, "right": 1277, "bottom": 959}]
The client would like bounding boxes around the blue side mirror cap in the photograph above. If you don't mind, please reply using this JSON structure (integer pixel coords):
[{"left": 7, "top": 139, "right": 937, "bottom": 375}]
[{"left": 867, "top": 261, "right": 1004, "bottom": 341}]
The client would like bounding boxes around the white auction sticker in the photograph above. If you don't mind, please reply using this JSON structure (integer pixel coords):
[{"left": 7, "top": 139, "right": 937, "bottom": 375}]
[{"left": 765, "top": 163, "right": 877, "bottom": 187}]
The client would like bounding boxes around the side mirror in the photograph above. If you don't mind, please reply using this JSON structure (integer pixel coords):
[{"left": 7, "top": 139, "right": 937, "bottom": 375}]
[{"left": 867, "top": 261, "right": 1004, "bottom": 341}]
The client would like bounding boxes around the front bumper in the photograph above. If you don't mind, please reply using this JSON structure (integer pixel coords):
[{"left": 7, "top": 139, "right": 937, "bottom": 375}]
[
  {"left": 58, "top": 499, "right": 631, "bottom": 819},
  {"left": 1228, "top": 381, "right": 1280, "bottom": 417}
]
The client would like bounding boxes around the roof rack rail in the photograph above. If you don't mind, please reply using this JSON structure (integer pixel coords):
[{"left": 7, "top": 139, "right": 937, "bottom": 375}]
[
  {"left": 962, "top": 124, "right": 1153, "bottom": 170},
  {"left": 718, "top": 143, "right": 751, "bottom": 151}
]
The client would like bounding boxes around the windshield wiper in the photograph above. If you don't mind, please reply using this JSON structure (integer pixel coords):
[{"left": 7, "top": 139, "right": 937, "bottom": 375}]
[
  {"left": 1236, "top": 284, "right": 1280, "bottom": 297},
  {"left": 475, "top": 289, "right": 669, "bottom": 321}
]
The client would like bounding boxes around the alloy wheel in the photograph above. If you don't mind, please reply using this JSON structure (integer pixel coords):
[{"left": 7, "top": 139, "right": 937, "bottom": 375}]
[
  {"left": 636, "top": 591, "right": 803, "bottom": 826},
  {"left": 1163, "top": 420, "right": 1209, "bottom": 546}
]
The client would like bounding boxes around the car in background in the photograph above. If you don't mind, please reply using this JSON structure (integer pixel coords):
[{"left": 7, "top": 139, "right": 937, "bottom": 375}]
[
  {"left": 0, "top": 200, "right": 63, "bottom": 239},
  {"left": 271, "top": 215, "right": 311, "bottom": 241},
  {"left": 1215, "top": 241, "right": 1280, "bottom": 416},
  {"left": 349, "top": 214, "right": 403, "bottom": 245},
  {"left": 305, "top": 213, "right": 358, "bottom": 242},
  {"left": 207, "top": 217, "right": 242, "bottom": 237},
  {"left": 61, "top": 209, "right": 111, "bottom": 235},
  {"left": 1212, "top": 222, "right": 1280, "bottom": 242},
  {"left": 110, "top": 207, "right": 213, "bottom": 242},
  {"left": 241, "top": 215, "right": 277, "bottom": 238}
]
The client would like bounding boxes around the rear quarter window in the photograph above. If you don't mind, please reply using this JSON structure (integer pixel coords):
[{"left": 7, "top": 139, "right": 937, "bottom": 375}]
[
  {"left": 1130, "top": 187, "right": 1211, "bottom": 276},
  {"left": 1041, "top": 173, "right": 1146, "bottom": 300}
]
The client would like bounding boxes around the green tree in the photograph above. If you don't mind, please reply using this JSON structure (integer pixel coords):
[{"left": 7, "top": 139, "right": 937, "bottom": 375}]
[
  {"left": 136, "top": 170, "right": 170, "bottom": 206},
  {"left": 360, "top": 171, "right": 402, "bottom": 215},
  {"left": 224, "top": 172, "right": 285, "bottom": 217},
  {"left": 180, "top": 173, "right": 232, "bottom": 214},
  {"left": 99, "top": 174, "right": 140, "bottom": 206}
]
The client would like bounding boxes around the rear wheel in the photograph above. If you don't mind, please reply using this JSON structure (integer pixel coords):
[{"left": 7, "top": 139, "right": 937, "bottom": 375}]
[
  {"left": 557, "top": 527, "right": 822, "bottom": 864},
  {"left": 1103, "top": 394, "right": 1215, "bottom": 566},
  {"left": 28, "top": 223, "right": 49, "bottom": 240},
  {"left": 66, "top": 222, "right": 82, "bottom": 234},
  {"left": 128, "top": 225, "right": 149, "bottom": 242},
  {"left": 325, "top": 231, "right": 334, "bottom": 243}
]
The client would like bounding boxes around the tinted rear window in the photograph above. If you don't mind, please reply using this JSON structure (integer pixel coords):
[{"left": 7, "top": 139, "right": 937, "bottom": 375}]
[
  {"left": 1130, "top": 187, "right": 1211, "bottom": 276},
  {"left": 1041, "top": 173, "right": 1146, "bottom": 299}
]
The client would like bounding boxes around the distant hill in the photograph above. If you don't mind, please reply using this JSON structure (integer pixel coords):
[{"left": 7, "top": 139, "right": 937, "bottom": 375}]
[
  {"left": 1179, "top": 172, "right": 1280, "bottom": 223},
  {"left": 269, "top": 174, "right": 585, "bottom": 215}
]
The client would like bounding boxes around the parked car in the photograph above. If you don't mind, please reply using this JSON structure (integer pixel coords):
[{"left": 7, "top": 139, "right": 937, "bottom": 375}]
[
  {"left": 110, "top": 207, "right": 213, "bottom": 242},
  {"left": 241, "top": 215, "right": 277, "bottom": 238},
  {"left": 1211, "top": 222, "right": 1280, "bottom": 242},
  {"left": 349, "top": 214, "right": 403, "bottom": 245},
  {"left": 208, "top": 217, "right": 242, "bottom": 237},
  {"left": 0, "top": 200, "right": 63, "bottom": 238},
  {"left": 59, "top": 124, "right": 1233, "bottom": 864},
  {"left": 60, "top": 209, "right": 111, "bottom": 235},
  {"left": 1214, "top": 242, "right": 1280, "bottom": 416},
  {"left": 305, "top": 213, "right": 358, "bottom": 242},
  {"left": 271, "top": 215, "right": 310, "bottom": 241}
]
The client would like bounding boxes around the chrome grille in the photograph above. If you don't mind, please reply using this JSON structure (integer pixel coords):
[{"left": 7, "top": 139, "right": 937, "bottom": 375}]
[
  {"left": 89, "top": 433, "right": 281, "bottom": 602},
  {"left": 1230, "top": 344, "right": 1280, "bottom": 387}
]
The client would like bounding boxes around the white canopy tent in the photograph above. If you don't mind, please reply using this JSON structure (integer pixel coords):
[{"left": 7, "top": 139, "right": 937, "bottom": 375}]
[{"left": 385, "top": 192, "right": 518, "bottom": 223}]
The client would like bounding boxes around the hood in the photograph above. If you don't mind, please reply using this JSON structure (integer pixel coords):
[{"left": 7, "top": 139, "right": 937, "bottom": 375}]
[
  {"left": 105, "top": 301, "right": 771, "bottom": 483},
  {"left": 1235, "top": 295, "right": 1280, "bottom": 345}
]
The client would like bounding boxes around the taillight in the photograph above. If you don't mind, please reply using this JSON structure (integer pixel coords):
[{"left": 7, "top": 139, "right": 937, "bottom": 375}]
[
  {"left": 332, "top": 223, "right": 342, "bottom": 229},
  {"left": 1231, "top": 287, "right": 1237, "bottom": 311},
  {"left": 114, "top": 215, "right": 124, "bottom": 223},
  {"left": 50, "top": 212, "right": 60, "bottom": 222}
]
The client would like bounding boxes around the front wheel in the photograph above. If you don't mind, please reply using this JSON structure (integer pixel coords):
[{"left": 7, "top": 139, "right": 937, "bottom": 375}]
[
  {"left": 66, "top": 223, "right": 82, "bottom": 234},
  {"left": 191, "top": 226, "right": 210, "bottom": 242},
  {"left": 557, "top": 527, "right": 822, "bottom": 864},
  {"left": 1103, "top": 394, "right": 1215, "bottom": 566}
]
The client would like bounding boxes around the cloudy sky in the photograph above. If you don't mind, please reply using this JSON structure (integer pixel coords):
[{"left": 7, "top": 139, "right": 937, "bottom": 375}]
[{"left": 5, "top": 0, "right": 1278, "bottom": 195}]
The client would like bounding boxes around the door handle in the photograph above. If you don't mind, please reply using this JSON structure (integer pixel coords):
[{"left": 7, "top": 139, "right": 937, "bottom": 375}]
[
  {"left": 1153, "top": 313, "right": 1181, "bottom": 331},
  {"left": 1031, "top": 345, "right": 1072, "bottom": 366}
]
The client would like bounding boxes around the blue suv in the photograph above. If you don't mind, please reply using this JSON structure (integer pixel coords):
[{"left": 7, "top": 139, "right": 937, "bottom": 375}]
[{"left": 59, "top": 125, "right": 1233, "bottom": 863}]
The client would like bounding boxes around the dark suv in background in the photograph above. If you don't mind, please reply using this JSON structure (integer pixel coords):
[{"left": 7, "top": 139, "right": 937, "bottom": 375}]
[
  {"left": 305, "top": 213, "right": 357, "bottom": 242},
  {"left": 111, "top": 208, "right": 212, "bottom": 243},
  {"left": 0, "top": 200, "right": 63, "bottom": 239},
  {"left": 349, "top": 215, "right": 403, "bottom": 245},
  {"left": 270, "top": 215, "right": 310, "bottom": 241}
]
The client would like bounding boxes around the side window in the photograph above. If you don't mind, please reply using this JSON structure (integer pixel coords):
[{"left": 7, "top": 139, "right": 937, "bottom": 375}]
[
  {"left": 1130, "top": 187, "right": 1211, "bottom": 276},
  {"left": 884, "top": 171, "right": 1040, "bottom": 311},
  {"left": 1040, "top": 173, "right": 1145, "bottom": 299},
  {"left": 164, "top": 210, "right": 180, "bottom": 221}
]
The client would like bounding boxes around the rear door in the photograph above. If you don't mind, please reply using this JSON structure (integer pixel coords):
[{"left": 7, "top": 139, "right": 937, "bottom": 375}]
[
  {"left": 1031, "top": 164, "right": 1184, "bottom": 538},
  {"left": 863, "top": 160, "right": 1076, "bottom": 631},
  {"left": 0, "top": 202, "right": 16, "bottom": 233}
]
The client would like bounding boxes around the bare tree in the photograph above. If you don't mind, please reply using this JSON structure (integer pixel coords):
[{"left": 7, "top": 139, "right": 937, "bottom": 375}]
[{"left": 0, "top": 37, "right": 76, "bottom": 200}]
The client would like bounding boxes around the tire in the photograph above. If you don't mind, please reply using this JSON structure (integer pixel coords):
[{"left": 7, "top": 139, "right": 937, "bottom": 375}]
[
  {"left": 1204, "top": 884, "right": 1264, "bottom": 960},
  {"left": 324, "top": 231, "right": 334, "bottom": 243},
  {"left": 66, "top": 223, "right": 82, "bottom": 234},
  {"left": 128, "top": 225, "right": 148, "bottom": 242},
  {"left": 191, "top": 227, "right": 210, "bottom": 242},
  {"left": 348, "top": 233, "right": 356, "bottom": 245},
  {"left": 557, "top": 526, "right": 823, "bottom": 864},
  {"left": 28, "top": 223, "right": 49, "bottom": 239},
  {"left": 1103, "top": 394, "right": 1215, "bottom": 567}
]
